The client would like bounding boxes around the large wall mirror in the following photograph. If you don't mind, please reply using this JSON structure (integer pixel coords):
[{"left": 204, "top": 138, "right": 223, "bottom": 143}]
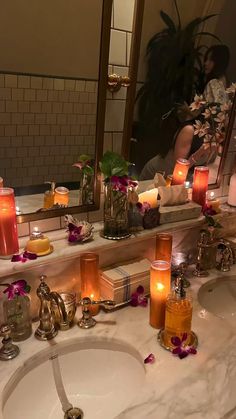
[
  {"left": 123, "top": 0, "right": 236, "bottom": 188},
  {"left": 0, "top": 0, "right": 112, "bottom": 222}
]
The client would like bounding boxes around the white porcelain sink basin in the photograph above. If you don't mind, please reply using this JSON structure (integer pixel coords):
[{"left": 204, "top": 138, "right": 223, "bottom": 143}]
[
  {"left": 198, "top": 276, "right": 236, "bottom": 319},
  {"left": 3, "top": 338, "right": 145, "bottom": 419}
]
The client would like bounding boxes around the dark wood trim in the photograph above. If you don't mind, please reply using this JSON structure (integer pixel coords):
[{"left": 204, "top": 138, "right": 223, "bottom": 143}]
[
  {"left": 16, "top": 0, "right": 112, "bottom": 224},
  {"left": 121, "top": 0, "right": 145, "bottom": 160},
  {"left": 209, "top": 92, "right": 236, "bottom": 190}
]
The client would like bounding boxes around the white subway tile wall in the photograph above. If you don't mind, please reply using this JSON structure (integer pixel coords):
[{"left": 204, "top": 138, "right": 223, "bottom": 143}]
[{"left": 0, "top": 74, "right": 98, "bottom": 187}]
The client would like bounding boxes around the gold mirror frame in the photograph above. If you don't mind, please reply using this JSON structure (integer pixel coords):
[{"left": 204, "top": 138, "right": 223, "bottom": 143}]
[
  {"left": 16, "top": 0, "right": 112, "bottom": 224},
  {"left": 122, "top": 0, "right": 236, "bottom": 190}
]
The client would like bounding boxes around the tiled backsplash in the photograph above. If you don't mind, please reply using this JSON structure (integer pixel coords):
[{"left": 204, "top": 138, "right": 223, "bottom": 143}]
[{"left": 0, "top": 73, "right": 98, "bottom": 187}]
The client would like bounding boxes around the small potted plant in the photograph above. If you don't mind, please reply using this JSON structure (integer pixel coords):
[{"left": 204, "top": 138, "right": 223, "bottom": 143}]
[{"left": 99, "top": 151, "right": 137, "bottom": 240}]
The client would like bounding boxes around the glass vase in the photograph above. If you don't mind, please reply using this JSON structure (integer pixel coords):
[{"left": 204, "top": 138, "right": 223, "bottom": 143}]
[
  {"left": 103, "top": 183, "right": 130, "bottom": 240},
  {"left": 3, "top": 295, "right": 32, "bottom": 341}
]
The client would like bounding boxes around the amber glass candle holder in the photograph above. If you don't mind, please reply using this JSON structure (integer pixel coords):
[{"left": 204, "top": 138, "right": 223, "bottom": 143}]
[
  {"left": 192, "top": 166, "right": 209, "bottom": 207},
  {"left": 0, "top": 188, "right": 19, "bottom": 259},
  {"left": 172, "top": 158, "right": 190, "bottom": 185},
  {"left": 54, "top": 186, "right": 69, "bottom": 206},
  {"left": 80, "top": 253, "right": 100, "bottom": 316},
  {"left": 156, "top": 233, "right": 172, "bottom": 262},
  {"left": 150, "top": 260, "right": 171, "bottom": 329}
]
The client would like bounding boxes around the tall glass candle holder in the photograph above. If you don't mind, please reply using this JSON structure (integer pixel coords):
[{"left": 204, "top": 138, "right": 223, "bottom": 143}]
[
  {"left": 172, "top": 159, "right": 190, "bottom": 185},
  {"left": 156, "top": 233, "right": 172, "bottom": 262},
  {"left": 80, "top": 253, "right": 100, "bottom": 316},
  {"left": 192, "top": 166, "right": 209, "bottom": 207},
  {"left": 150, "top": 260, "right": 171, "bottom": 329},
  {"left": 0, "top": 188, "right": 19, "bottom": 259}
]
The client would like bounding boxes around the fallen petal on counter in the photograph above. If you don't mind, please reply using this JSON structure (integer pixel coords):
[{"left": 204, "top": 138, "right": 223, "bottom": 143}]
[{"left": 144, "top": 353, "right": 155, "bottom": 364}]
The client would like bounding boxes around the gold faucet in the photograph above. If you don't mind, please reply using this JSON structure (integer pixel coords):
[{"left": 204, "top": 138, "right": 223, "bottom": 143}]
[
  {"left": 78, "top": 297, "right": 115, "bottom": 329},
  {"left": 35, "top": 275, "right": 68, "bottom": 341},
  {"left": 193, "top": 230, "right": 234, "bottom": 277}
]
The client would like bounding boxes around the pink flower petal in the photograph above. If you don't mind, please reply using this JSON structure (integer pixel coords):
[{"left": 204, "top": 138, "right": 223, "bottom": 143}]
[
  {"left": 171, "top": 336, "right": 181, "bottom": 347},
  {"left": 144, "top": 353, "right": 155, "bottom": 364},
  {"left": 137, "top": 285, "right": 144, "bottom": 294}
]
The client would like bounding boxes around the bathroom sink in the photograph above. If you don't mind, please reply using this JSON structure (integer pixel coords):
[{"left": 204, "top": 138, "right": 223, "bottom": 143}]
[
  {"left": 198, "top": 276, "right": 236, "bottom": 319},
  {"left": 3, "top": 338, "right": 145, "bottom": 419}
]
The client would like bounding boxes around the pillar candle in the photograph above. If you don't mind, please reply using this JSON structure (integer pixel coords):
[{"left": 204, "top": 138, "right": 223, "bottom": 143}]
[
  {"left": 138, "top": 188, "right": 159, "bottom": 208},
  {"left": 150, "top": 260, "right": 171, "bottom": 329},
  {"left": 80, "top": 252, "right": 100, "bottom": 316},
  {"left": 192, "top": 166, "right": 209, "bottom": 207},
  {"left": 156, "top": 233, "right": 172, "bottom": 262},
  {"left": 54, "top": 186, "right": 69, "bottom": 206},
  {"left": 206, "top": 191, "right": 220, "bottom": 212},
  {"left": 228, "top": 174, "right": 236, "bottom": 207},
  {"left": 0, "top": 188, "right": 19, "bottom": 258},
  {"left": 172, "top": 159, "right": 190, "bottom": 185}
]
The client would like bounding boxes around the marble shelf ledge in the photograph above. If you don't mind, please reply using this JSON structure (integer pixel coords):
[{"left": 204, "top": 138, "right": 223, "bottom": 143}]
[{"left": 0, "top": 216, "right": 205, "bottom": 279}]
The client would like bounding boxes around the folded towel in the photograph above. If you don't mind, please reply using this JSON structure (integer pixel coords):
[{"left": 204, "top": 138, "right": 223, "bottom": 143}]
[{"left": 159, "top": 185, "right": 188, "bottom": 206}]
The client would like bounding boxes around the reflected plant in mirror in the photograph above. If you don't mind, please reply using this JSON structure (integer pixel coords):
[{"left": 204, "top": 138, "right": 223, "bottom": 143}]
[{"left": 73, "top": 155, "right": 94, "bottom": 205}]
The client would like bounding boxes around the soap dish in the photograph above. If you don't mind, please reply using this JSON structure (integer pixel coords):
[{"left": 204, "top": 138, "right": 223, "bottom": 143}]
[{"left": 157, "top": 329, "right": 198, "bottom": 352}]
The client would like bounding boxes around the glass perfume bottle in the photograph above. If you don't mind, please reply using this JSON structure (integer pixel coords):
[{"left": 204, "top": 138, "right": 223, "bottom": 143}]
[
  {"left": 164, "top": 273, "right": 192, "bottom": 348},
  {"left": 3, "top": 295, "right": 32, "bottom": 342}
]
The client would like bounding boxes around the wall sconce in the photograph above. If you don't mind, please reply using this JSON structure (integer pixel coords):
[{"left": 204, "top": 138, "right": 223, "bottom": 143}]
[{"left": 107, "top": 74, "right": 131, "bottom": 92}]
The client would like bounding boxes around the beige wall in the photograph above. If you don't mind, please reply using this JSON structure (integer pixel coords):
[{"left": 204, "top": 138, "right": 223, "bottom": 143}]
[{"left": 0, "top": 0, "right": 102, "bottom": 79}]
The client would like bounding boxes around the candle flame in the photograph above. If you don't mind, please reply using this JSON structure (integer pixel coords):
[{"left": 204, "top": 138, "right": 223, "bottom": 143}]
[
  {"left": 90, "top": 293, "right": 94, "bottom": 299},
  {"left": 178, "top": 171, "right": 183, "bottom": 176},
  {"left": 33, "top": 227, "right": 39, "bottom": 232},
  {"left": 156, "top": 283, "right": 165, "bottom": 291}
]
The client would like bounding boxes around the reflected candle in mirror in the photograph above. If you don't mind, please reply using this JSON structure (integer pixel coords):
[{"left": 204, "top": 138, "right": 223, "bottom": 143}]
[
  {"left": 138, "top": 188, "right": 159, "bottom": 208},
  {"left": 172, "top": 159, "right": 190, "bottom": 185},
  {"left": 54, "top": 186, "right": 69, "bottom": 206},
  {"left": 80, "top": 252, "right": 100, "bottom": 316},
  {"left": 192, "top": 166, "right": 209, "bottom": 207},
  {"left": 0, "top": 177, "right": 3, "bottom": 187},
  {"left": 156, "top": 233, "right": 172, "bottom": 262},
  {"left": 0, "top": 188, "right": 19, "bottom": 258},
  {"left": 150, "top": 260, "right": 171, "bottom": 329},
  {"left": 206, "top": 191, "right": 220, "bottom": 212}
]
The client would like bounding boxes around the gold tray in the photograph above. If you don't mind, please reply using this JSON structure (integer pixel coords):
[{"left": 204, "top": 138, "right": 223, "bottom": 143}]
[{"left": 157, "top": 329, "right": 198, "bottom": 352}]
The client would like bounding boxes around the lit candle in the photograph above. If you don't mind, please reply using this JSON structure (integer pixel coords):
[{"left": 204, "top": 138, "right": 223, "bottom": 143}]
[
  {"left": 80, "top": 253, "right": 100, "bottom": 316},
  {"left": 184, "top": 181, "right": 192, "bottom": 201},
  {"left": 228, "top": 173, "right": 236, "bottom": 207},
  {"left": 15, "top": 206, "right": 22, "bottom": 216},
  {"left": 192, "top": 166, "right": 209, "bottom": 207},
  {"left": 172, "top": 159, "right": 190, "bottom": 185},
  {"left": 150, "top": 260, "right": 171, "bottom": 329},
  {"left": 166, "top": 175, "right": 172, "bottom": 187},
  {"left": 206, "top": 191, "right": 220, "bottom": 212},
  {"left": 138, "top": 188, "right": 159, "bottom": 208},
  {"left": 0, "top": 177, "right": 3, "bottom": 187},
  {"left": 30, "top": 226, "right": 43, "bottom": 239},
  {"left": 156, "top": 233, "right": 172, "bottom": 262},
  {"left": 0, "top": 188, "right": 19, "bottom": 258},
  {"left": 54, "top": 187, "right": 69, "bottom": 206}
]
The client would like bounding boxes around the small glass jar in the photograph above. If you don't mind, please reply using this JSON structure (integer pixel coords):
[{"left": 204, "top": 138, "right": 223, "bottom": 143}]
[{"left": 3, "top": 295, "right": 32, "bottom": 341}]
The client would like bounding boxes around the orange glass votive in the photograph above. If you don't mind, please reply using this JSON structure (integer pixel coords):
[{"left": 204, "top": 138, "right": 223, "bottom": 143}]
[
  {"left": 0, "top": 188, "right": 19, "bottom": 258},
  {"left": 172, "top": 158, "right": 190, "bottom": 185},
  {"left": 192, "top": 166, "right": 209, "bottom": 207},
  {"left": 80, "top": 252, "right": 100, "bottom": 316},
  {"left": 0, "top": 177, "right": 3, "bottom": 187},
  {"left": 150, "top": 260, "right": 171, "bottom": 329},
  {"left": 54, "top": 187, "right": 69, "bottom": 206},
  {"left": 156, "top": 233, "right": 172, "bottom": 262}
]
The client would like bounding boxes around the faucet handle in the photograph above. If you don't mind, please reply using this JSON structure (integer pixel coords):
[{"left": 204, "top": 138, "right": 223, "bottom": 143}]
[
  {"left": 78, "top": 297, "right": 115, "bottom": 329},
  {"left": 0, "top": 324, "right": 20, "bottom": 361}
]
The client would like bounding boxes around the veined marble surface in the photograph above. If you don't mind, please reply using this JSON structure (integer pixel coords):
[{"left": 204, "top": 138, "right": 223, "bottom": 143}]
[{"left": 0, "top": 267, "right": 235, "bottom": 419}]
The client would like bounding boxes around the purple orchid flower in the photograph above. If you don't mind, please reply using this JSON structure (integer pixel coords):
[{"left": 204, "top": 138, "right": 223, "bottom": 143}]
[
  {"left": 136, "top": 201, "right": 151, "bottom": 215},
  {"left": 3, "top": 280, "right": 30, "bottom": 300},
  {"left": 202, "top": 204, "right": 217, "bottom": 216},
  {"left": 130, "top": 285, "right": 148, "bottom": 307},
  {"left": 109, "top": 176, "right": 138, "bottom": 194},
  {"left": 144, "top": 353, "right": 155, "bottom": 364},
  {"left": 171, "top": 333, "right": 197, "bottom": 359},
  {"left": 11, "top": 251, "right": 37, "bottom": 263},
  {"left": 67, "top": 223, "right": 84, "bottom": 243}
]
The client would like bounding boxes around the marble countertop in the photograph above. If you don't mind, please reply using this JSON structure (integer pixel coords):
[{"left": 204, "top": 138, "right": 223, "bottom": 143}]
[{"left": 0, "top": 267, "right": 236, "bottom": 419}]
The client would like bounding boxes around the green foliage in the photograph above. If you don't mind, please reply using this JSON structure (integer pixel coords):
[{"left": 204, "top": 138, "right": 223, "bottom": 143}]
[
  {"left": 99, "top": 151, "right": 130, "bottom": 179},
  {"left": 205, "top": 215, "right": 222, "bottom": 228},
  {"left": 136, "top": 0, "right": 219, "bottom": 134},
  {"left": 78, "top": 154, "right": 90, "bottom": 162}
]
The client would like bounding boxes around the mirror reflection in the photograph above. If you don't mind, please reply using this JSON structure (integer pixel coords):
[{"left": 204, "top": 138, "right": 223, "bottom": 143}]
[
  {"left": 0, "top": 0, "right": 109, "bottom": 216},
  {"left": 129, "top": 0, "right": 236, "bottom": 185}
]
